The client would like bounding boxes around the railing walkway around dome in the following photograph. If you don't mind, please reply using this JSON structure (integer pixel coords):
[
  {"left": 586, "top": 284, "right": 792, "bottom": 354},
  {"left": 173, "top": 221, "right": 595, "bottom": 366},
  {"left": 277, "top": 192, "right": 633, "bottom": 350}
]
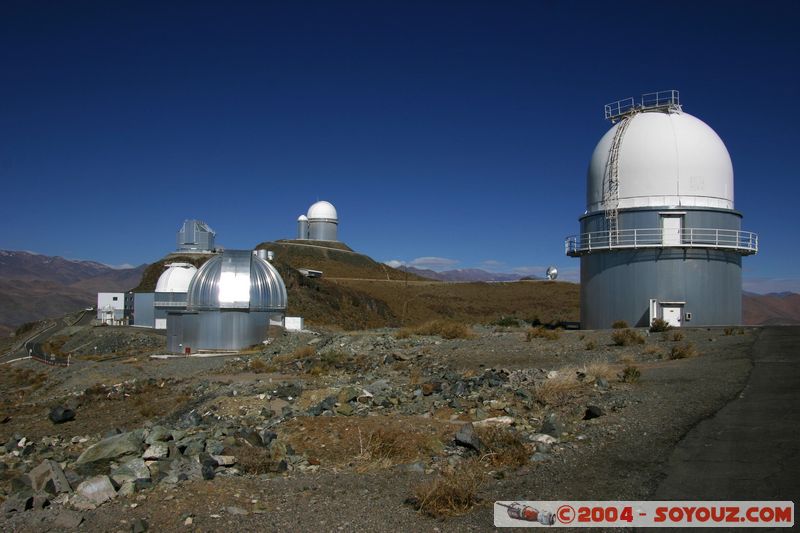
[
  {"left": 565, "top": 228, "right": 758, "bottom": 256},
  {"left": 605, "top": 90, "right": 681, "bottom": 122}
]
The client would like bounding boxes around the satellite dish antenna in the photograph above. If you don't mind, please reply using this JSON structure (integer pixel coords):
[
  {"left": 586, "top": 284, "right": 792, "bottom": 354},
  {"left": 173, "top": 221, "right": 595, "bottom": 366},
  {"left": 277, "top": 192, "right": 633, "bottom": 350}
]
[{"left": 546, "top": 266, "right": 558, "bottom": 281}]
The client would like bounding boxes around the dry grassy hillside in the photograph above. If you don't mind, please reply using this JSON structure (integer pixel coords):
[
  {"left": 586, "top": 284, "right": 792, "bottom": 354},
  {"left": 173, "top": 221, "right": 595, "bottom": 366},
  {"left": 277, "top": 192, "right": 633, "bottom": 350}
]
[
  {"left": 131, "top": 255, "right": 213, "bottom": 293},
  {"left": 331, "top": 279, "right": 580, "bottom": 327},
  {"left": 256, "top": 241, "right": 427, "bottom": 281}
]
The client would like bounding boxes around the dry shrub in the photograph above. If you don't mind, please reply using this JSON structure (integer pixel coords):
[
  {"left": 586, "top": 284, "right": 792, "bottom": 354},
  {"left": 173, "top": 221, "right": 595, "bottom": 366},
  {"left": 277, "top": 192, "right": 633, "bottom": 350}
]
[
  {"left": 670, "top": 331, "right": 685, "bottom": 342},
  {"left": 611, "top": 320, "right": 629, "bottom": 329},
  {"left": 533, "top": 372, "right": 583, "bottom": 406},
  {"left": 723, "top": 327, "right": 735, "bottom": 336},
  {"left": 231, "top": 445, "right": 272, "bottom": 475},
  {"left": 413, "top": 320, "right": 474, "bottom": 340},
  {"left": 492, "top": 316, "right": 520, "bottom": 327},
  {"left": 526, "top": 326, "right": 561, "bottom": 341},
  {"left": 307, "top": 350, "right": 348, "bottom": 375},
  {"left": 411, "top": 460, "right": 485, "bottom": 518},
  {"left": 249, "top": 358, "right": 275, "bottom": 373},
  {"left": 649, "top": 318, "right": 671, "bottom": 333},
  {"left": 584, "top": 361, "right": 616, "bottom": 380},
  {"left": 620, "top": 365, "right": 641, "bottom": 383},
  {"left": 618, "top": 355, "right": 635, "bottom": 365},
  {"left": 611, "top": 328, "right": 645, "bottom": 346},
  {"left": 669, "top": 342, "right": 697, "bottom": 359},
  {"left": 293, "top": 345, "right": 316, "bottom": 358},
  {"left": 356, "top": 427, "right": 426, "bottom": 468},
  {"left": 643, "top": 345, "right": 661, "bottom": 356},
  {"left": 133, "top": 395, "right": 160, "bottom": 418},
  {"left": 475, "top": 426, "right": 529, "bottom": 468},
  {"left": 394, "top": 328, "right": 414, "bottom": 339},
  {"left": 585, "top": 340, "right": 597, "bottom": 351},
  {"left": 409, "top": 367, "right": 422, "bottom": 386}
]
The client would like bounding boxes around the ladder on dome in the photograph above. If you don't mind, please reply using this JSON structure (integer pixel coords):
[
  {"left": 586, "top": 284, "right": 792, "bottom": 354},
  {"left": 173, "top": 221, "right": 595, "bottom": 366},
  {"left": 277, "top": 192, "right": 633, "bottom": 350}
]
[
  {"left": 603, "top": 114, "right": 634, "bottom": 243},
  {"left": 602, "top": 90, "right": 681, "bottom": 244}
]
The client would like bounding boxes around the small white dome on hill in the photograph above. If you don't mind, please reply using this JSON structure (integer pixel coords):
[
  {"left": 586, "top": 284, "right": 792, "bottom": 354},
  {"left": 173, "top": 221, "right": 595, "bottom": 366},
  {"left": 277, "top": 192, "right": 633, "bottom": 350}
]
[
  {"left": 155, "top": 263, "right": 197, "bottom": 293},
  {"left": 307, "top": 201, "right": 337, "bottom": 220}
]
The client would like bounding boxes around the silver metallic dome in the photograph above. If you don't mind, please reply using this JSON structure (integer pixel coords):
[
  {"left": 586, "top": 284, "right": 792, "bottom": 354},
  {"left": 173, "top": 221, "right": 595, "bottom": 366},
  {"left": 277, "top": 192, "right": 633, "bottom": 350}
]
[{"left": 187, "top": 250, "right": 287, "bottom": 311}]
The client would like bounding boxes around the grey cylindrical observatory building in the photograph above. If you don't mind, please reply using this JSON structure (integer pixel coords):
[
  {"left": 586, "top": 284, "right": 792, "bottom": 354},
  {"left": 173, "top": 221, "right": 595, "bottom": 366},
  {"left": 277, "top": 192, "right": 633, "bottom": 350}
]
[{"left": 565, "top": 91, "right": 758, "bottom": 329}]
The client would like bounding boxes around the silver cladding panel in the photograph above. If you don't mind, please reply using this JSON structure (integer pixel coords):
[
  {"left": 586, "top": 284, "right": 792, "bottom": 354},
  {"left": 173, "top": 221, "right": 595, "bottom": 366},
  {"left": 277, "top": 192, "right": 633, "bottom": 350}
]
[
  {"left": 308, "top": 220, "right": 338, "bottom": 241},
  {"left": 154, "top": 292, "right": 188, "bottom": 307},
  {"left": 167, "top": 310, "right": 270, "bottom": 352},
  {"left": 578, "top": 208, "right": 743, "bottom": 328},
  {"left": 297, "top": 219, "right": 309, "bottom": 239},
  {"left": 187, "top": 250, "right": 287, "bottom": 312},
  {"left": 177, "top": 219, "right": 215, "bottom": 251},
  {"left": 132, "top": 293, "right": 155, "bottom": 328}
]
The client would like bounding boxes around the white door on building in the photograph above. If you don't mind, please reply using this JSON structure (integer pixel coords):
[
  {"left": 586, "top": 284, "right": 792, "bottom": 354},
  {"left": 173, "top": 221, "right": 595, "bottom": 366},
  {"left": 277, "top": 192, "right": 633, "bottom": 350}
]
[
  {"left": 662, "top": 306, "right": 682, "bottom": 327},
  {"left": 662, "top": 215, "right": 682, "bottom": 246}
]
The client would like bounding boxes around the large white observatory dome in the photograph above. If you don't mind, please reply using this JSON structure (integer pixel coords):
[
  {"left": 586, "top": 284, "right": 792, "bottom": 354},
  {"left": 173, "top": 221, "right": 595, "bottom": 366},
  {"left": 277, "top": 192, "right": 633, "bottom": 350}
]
[
  {"left": 155, "top": 263, "right": 198, "bottom": 293},
  {"left": 586, "top": 111, "right": 734, "bottom": 213},
  {"left": 307, "top": 201, "right": 338, "bottom": 220}
]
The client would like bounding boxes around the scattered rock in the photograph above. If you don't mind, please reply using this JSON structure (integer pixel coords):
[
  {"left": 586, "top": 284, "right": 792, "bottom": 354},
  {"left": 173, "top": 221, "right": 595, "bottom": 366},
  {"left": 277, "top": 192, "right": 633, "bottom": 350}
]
[
  {"left": 258, "top": 430, "right": 277, "bottom": 447},
  {"left": 49, "top": 406, "right": 75, "bottom": 424},
  {"left": 454, "top": 423, "right": 483, "bottom": 452},
  {"left": 595, "top": 377, "right": 610, "bottom": 390},
  {"left": 145, "top": 426, "right": 172, "bottom": 444},
  {"left": 226, "top": 505, "right": 249, "bottom": 515},
  {"left": 530, "top": 452, "right": 552, "bottom": 462},
  {"left": 75, "top": 475, "right": 117, "bottom": 508},
  {"left": 336, "top": 403, "right": 354, "bottom": 416},
  {"left": 529, "top": 433, "right": 558, "bottom": 445},
  {"left": 131, "top": 518, "right": 149, "bottom": 533},
  {"left": 52, "top": 509, "right": 84, "bottom": 529},
  {"left": 473, "top": 416, "right": 514, "bottom": 428},
  {"left": 583, "top": 405, "right": 605, "bottom": 420},
  {"left": 143, "top": 442, "right": 169, "bottom": 460},
  {"left": 1, "top": 491, "right": 33, "bottom": 515},
  {"left": 76, "top": 432, "right": 143, "bottom": 464},
  {"left": 540, "top": 413, "right": 563, "bottom": 437},
  {"left": 28, "top": 459, "right": 72, "bottom": 494}
]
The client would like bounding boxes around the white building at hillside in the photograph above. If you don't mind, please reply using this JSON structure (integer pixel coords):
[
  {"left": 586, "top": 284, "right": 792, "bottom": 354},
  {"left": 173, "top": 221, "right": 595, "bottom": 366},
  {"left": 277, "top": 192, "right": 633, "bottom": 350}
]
[{"left": 97, "top": 292, "right": 127, "bottom": 325}]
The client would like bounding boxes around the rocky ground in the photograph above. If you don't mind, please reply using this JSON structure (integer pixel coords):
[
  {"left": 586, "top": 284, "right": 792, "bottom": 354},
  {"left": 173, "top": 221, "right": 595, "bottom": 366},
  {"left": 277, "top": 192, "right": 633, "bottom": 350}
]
[{"left": 0, "top": 322, "right": 757, "bottom": 531}]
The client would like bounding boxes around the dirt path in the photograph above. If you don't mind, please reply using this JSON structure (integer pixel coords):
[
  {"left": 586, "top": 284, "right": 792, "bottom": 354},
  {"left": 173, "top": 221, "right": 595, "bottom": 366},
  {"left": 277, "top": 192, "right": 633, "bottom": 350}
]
[{"left": 654, "top": 326, "right": 800, "bottom": 502}]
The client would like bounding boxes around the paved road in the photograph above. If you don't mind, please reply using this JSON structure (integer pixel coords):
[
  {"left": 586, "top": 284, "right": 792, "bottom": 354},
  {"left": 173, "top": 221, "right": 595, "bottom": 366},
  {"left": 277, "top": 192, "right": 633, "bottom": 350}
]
[{"left": 655, "top": 326, "right": 800, "bottom": 502}]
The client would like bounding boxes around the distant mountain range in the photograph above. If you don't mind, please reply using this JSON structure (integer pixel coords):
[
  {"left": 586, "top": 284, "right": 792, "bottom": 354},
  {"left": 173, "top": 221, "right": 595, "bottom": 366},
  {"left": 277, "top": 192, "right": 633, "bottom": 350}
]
[
  {"left": 0, "top": 250, "right": 146, "bottom": 337},
  {"left": 398, "top": 266, "right": 536, "bottom": 282},
  {"left": 0, "top": 249, "right": 798, "bottom": 337},
  {"left": 743, "top": 291, "right": 800, "bottom": 325}
]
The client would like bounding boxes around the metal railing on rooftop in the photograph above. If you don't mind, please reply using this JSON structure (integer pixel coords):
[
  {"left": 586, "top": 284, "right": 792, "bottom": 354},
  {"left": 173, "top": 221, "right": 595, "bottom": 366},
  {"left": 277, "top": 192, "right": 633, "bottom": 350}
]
[
  {"left": 565, "top": 227, "right": 758, "bottom": 256},
  {"left": 605, "top": 90, "right": 681, "bottom": 121}
]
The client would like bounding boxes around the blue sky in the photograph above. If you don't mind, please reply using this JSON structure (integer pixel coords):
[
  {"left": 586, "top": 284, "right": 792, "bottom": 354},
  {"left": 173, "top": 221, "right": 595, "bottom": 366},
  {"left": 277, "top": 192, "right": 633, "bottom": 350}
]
[{"left": 1, "top": 1, "right": 798, "bottom": 292}]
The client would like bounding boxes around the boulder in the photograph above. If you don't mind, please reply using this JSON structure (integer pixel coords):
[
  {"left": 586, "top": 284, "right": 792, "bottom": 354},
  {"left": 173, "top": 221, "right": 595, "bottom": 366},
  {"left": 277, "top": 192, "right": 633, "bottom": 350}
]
[
  {"left": 142, "top": 442, "right": 169, "bottom": 460},
  {"left": 76, "top": 432, "right": 143, "bottom": 464},
  {"left": 1, "top": 490, "right": 33, "bottom": 515},
  {"left": 27, "top": 459, "right": 72, "bottom": 494},
  {"left": 75, "top": 475, "right": 117, "bottom": 507},
  {"left": 110, "top": 458, "right": 151, "bottom": 485},
  {"left": 583, "top": 405, "right": 605, "bottom": 420},
  {"left": 540, "top": 413, "right": 563, "bottom": 437},
  {"left": 145, "top": 426, "right": 172, "bottom": 444},
  {"left": 454, "top": 423, "right": 483, "bottom": 452},
  {"left": 49, "top": 406, "right": 75, "bottom": 424}
]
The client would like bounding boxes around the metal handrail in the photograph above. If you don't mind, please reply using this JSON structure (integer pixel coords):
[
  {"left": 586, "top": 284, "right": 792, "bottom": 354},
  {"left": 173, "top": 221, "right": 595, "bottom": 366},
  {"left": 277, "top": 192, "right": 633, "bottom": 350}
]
[
  {"left": 605, "top": 90, "right": 681, "bottom": 121},
  {"left": 565, "top": 227, "right": 758, "bottom": 256}
]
